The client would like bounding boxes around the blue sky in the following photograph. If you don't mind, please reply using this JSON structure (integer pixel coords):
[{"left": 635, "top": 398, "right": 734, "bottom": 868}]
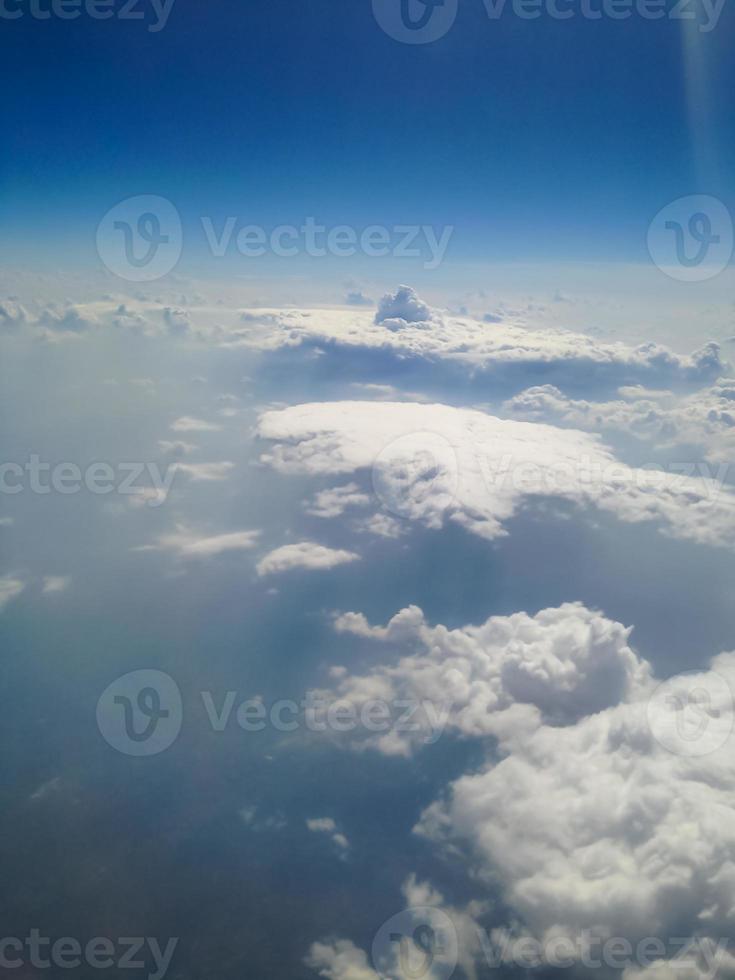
[
  {"left": 2, "top": 0, "right": 734, "bottom": 269},
  {"left": 4, "top": 6, "right": 735, "bottom": 980}
]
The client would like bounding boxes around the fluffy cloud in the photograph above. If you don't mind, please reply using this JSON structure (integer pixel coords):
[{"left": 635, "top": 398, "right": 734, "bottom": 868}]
[
  {"left": 504, "top": 379, "right": 735, "bottom": 466},
  {"left": 305, "top": 483, "right": 371, "bottom": 518},
  {"left": 306, "top": 939, "right": 379, "bottom": 980},
  {"left": 415, "top": 649, "right": 735, "bottom": 962},
  {"left": 374, "top": 284, "right": 438, "bottom": 328},
  {"left": 304, "top": 597, "right": 735, "bottom": 975},
  {"left": 256, "top": 542, "right": 360, "bottom": 577},
  {"left": 256, "top": 401, "right": 735, "bottom": 550},
  {"left": 321, "top": 602, "right": 650, "bottom": 755},
  {"left": 16, "top": 288, "right": 724, "bottom": 390}
]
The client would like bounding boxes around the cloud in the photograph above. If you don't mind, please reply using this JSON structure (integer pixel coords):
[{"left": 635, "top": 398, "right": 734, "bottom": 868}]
[
  {"left": 39, "top": 306, "right": 93, "bottom": 333},
  {"left": 374, "top": 285, "right": 438, "bottom": 328},
  {"left": 352, "top": 513, "right": 405, "bottom": 538},
  {"left": 170, "top": 416, "right": 221, "bottom": 433},
  {"left": 42, "top": 576, "right": 71, "bottom": 595},
  {"left": 0, "top": 299, "right": 27, "bottom": 329},
  {"left": 306, "top": 817, "right": 349, "bottom": 853},
  {"left": 256, "top": 542, "right": 360, "bottom": 577},
  {"left": 140, "top": 526, "right": 260, "bottom": 559},
  {"left": 256, "top": 401, "right": 735, "bottom": 550},
  {"left": 345, "top": 291, "right": 373, "bottom": 307},
  {"left": 172, "top": 461, "right": 235, "bottom": 482},
  {"left": 0, "top": 575, "right": 25, "bottom": 611},
  {"left": 503, "top": 378, "right": 735, "bottom": 463},
  {"left": 163, "top": 307, "right": 190, "bottom": 335},
  {"left": 318, "top": 602, "right": 650, "bottom": 755},
  {"left": 306, "top": 940, "right": 379, "bottom": 980},
  {"left": 414, "top": 648, "right": 735, "bottom": 963},
  {"left": 305, "top": 483, "right": 371, "bottom": 518},
  {"left": 158, "top": 440, "right": 199, "bottom": 457}
]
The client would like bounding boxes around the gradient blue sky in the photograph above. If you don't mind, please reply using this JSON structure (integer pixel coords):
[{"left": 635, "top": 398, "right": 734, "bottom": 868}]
[{"left": 2, "top": 0, "right": 734, "bottom": 270}]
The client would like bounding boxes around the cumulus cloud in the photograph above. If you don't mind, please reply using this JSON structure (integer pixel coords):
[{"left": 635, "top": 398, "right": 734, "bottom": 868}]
[
  {"left": 140, "top": 526, "right": 260, "bottom": 559},
  {"left": 414, "top": 648, "right": 735, "bottom": 967},
  {"left": 503, "top": 379, "right": 735, "bottom": 465},
  {"left": 374, "top": 285, "right": 438, "bottom": 328},
  {"left": 317, "top": 602, "right": 650, "bottom": 755},
  {"left": 256, "top": 542, "right": 360, "bottom": 577},
  {"left": 256, "top": 401, "right": 735, "bottom": 550},
  {"left": 9, "top": 288, "right": 725, "bottom": 391},
  {"left": 312, "top": 595, "right": 735, "bottom": 975}
]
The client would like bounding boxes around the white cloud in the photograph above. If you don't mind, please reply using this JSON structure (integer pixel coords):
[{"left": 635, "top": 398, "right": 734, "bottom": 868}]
[
  {"left": 140, "top": 526, "right": 260, "bottom": 559},
  {"left": 172, "top": 461, "right": 235, "bottom": 482},
  {"left": 305, "top": 483, "right": 371, "bottom": 518},
  {"left": 256, "top": 542, "right": 360, "bottom": 577},
  {"left": 415, "top": 649, "right": 735, "bottom": 963},
  {"left": 0, "top": 575, "right": 25, "bottom": 610},
  {"left": 320, "top": 602, "right": 650, "bottom": 755},
  {"left": 306, "top": 940, "right": 379, "bottom": 980},
  {"left": 374, "top": 284, "right": 438, "bottom": 328},
  {"left": 42, "top": 576, "right": 71, "bottom": 595},
  {"left": 306, "top": 817, "right": 350, "bottom": 853},
  {"left": 171, "top": 416, "right": 221, "bottom": 433},
  {"left": 504, "top": 379, "right": 735, "bottom": 464},
  {"left": 257, "top": 401, "right": 735, "bottom": 550},
  {"left": 352, "top": 513, "right": 405, "bottom": 538}
]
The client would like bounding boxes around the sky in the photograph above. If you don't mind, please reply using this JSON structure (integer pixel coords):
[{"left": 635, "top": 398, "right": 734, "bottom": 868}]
[
  {"left": 3, "top": 3, "right": 735, "bottom": 980},
  {"left": 2, "top": 0, "right": 735, "bottom": 271}
]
